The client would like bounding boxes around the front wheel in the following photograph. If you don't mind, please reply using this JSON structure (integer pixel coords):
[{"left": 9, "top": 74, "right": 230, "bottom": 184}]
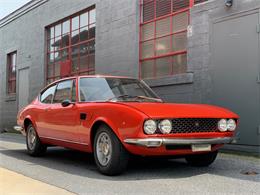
[
  {"left": 93, "top": 125, "right": 129, "bottom": 175},
  {"left": 185, "top": 150, "right": 218, "bottom": 167},
  {"left": 26, "top": 124, "right": 47, "bottom": 156}
]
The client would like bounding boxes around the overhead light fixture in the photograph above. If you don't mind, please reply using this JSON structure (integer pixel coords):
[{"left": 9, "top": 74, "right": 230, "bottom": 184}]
[{"left": 225, "top": 0, "right": 233, "bottom": 7}]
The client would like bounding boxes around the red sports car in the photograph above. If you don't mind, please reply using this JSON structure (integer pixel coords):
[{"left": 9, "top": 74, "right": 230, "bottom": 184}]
[{"left": 15, "top": 75, "right": 239, "bottom": 175}]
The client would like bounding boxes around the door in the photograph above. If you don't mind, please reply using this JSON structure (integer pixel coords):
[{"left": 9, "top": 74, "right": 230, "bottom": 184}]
[
  {"left": 50, "top": 79, "right": 79, "bottom": 142},
  {"left": 211, "top": 11, "right": 260, "bottom": 146},
  {"left": 18, "top": 68, "right": 29, "bottom": 110}
]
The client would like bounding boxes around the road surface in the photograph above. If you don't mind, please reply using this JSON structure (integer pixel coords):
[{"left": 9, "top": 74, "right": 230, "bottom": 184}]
[{"left": 0, "top": 133, "right": 259, "bottom": 195}]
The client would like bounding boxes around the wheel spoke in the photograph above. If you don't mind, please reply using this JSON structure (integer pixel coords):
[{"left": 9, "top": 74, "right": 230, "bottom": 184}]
[{"left": 96, "top": 132, "right": 112, "bottom": 166}]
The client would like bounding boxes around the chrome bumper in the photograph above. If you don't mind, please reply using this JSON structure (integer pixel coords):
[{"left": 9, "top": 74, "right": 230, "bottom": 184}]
[
  {"left": 13, "top": 125, "right": 26, "bottom": 136},
  {"left": 124, "top": 137, "right": 234, "bottom": 148}
]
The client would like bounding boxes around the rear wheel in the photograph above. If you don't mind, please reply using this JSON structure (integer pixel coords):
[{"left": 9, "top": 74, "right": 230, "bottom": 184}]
[
  {"left": 26, "top": 124, "right": 47, "bottom": 156},
  {"left": 185, "top": 150, "right": 218, "bottom": 167},
  {"left": 93, "top": 125, "right": 129, "bottom": 175}
]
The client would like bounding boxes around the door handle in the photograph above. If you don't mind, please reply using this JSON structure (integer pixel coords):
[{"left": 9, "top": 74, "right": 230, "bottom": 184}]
[{"left": 44, "top": 108, "right": 50, "bottom": 112}]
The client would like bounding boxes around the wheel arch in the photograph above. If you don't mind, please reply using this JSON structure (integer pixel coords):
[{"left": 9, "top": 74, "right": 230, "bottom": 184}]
[
  {"left": 23, "top": 116, "right": 36, "bottom": 133},
  {"left": 90, "top": 118, "right": 121, "bottom": 151}
]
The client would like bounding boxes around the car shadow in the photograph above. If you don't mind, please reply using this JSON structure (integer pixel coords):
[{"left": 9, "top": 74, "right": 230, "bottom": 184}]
[{"left": 1, "top": 146, "right": 259, "bottom": 182}]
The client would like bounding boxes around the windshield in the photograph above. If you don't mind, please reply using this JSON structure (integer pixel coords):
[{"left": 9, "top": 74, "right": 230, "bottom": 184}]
[{"left": 79, "top": 77, "right": 162, "bottom": 102}]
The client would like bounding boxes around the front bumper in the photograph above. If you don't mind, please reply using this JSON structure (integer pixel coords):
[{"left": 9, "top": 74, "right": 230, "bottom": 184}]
[
  {"left": 13, "top": 125, "right": 26, "bottom": 136},
  {"left": 124, "top": 137, "right": 234, "bottom": 148}
]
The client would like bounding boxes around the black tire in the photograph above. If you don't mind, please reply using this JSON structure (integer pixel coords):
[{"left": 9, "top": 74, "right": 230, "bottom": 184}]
[
  {"left": 26, "top": 124, "right": 47, "bottom": 157},
  {"left": 93, "top": 125, "right": 129, "bottom": 176},
  {"left": 185, "top": 150, "right": 218, "bottom": 167}
]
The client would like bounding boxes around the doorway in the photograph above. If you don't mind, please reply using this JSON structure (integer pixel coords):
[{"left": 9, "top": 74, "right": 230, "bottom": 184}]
[
  {"left": 18, "top": 68, "right": 29, "bottom": 110},
  {"left": 211, "top": 11, "right": 260, "bottom": 146}
]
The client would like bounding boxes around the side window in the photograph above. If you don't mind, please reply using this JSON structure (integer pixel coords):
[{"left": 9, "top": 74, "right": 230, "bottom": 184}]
[
  {"left": 71, "top": 80, "right": 76, "bottom": 102},
  {"left": 53, "top": 80, "right": 73, "bottom": 103},
  {"left": 40, "top": 85, "right": 57, "bottom": 104}
]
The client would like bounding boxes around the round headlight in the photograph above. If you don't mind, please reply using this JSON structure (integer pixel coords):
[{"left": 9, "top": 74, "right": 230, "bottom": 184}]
[
  {"left": 227, "top": 119, "right": 236, "bottom": 131},
  {"left": 158, "top": 119, "right": 172, "bottom": 134},
  {"left": 144, "top": 120, "right": 157, "bottom": 134},
  {"left": 218, "top": 119, "right": 227, "bottom": 132}
]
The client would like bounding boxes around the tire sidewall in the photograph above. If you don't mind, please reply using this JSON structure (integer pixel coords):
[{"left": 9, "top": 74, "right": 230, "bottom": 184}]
[
  {"left": 26, "top": 124, "right": 37, "bottom": 153},
  {"left": 93, "top": 125, "right": 128, "bottom": 175},
  {"left": 94, "top": 126, "right": 115, "bottom": 170},
  {"left": 26, "top": 123, "right": 46, "bottom": 156}
]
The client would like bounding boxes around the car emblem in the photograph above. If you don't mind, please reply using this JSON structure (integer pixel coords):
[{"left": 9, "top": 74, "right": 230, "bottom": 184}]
[{"left": 195, "top": 122, "right": 200, "bottom": 127}]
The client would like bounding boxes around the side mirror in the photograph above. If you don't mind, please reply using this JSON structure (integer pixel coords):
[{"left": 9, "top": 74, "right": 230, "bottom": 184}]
[{"left": 61, "top": 99, "right": 73, "bottom": 107}]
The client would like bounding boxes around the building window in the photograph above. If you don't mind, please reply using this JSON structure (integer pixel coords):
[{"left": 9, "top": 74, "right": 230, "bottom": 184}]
[
  {"left": 7, "top": 52, "right": 17, "bottom": 94},
  {"left": 46, "top": 6, "right": 95, "bottom": 84},
  {"left": 140, "top": 0, "right": 193, "bottom": 79},
  {"left": 194, "top": 0, "right": 208, "bottom": 4}
]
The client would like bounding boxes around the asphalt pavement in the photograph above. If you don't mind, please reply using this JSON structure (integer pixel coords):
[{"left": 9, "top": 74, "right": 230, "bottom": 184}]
[{"left": 0, "top": 133, "right": 259, "bottom": 195}]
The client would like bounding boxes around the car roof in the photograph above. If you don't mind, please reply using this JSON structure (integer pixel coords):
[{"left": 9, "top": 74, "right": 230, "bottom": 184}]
[{"left": 40, "top": 75, "right": 137, "bottom": 94}]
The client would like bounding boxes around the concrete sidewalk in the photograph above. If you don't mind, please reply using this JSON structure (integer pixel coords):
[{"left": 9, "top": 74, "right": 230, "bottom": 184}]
[{"left": 0, "top": 167, "right": 75, "bottom": 195}]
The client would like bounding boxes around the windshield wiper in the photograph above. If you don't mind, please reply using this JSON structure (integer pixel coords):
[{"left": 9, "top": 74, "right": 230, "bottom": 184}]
[
  {"left": 107, "top": 95, "right": 162, "bottom": 102},
  {"left": 133, "top": 96, "right": 162, "bottom": 102},
  {"left": 107, "top": 94, "right": 136, "bottom": 101}
]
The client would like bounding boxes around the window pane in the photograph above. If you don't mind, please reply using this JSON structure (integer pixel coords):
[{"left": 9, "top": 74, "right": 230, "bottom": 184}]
[
  {"left": 62, "top": 20, "right": 70, "bottom": 34},
  {"left": 47, "top": 64, "right": 54, "bottom": 78},
  {"left": 48, "top": 53, "right": 55, "bottom": 65},
  {"left": 142, "top": 40, "right": 154, "bottom": 58},
  {"left": 156, "top": 17, "right": 170, "bottom": 37},
  {"left": 143, "top": 1, "right": 154, "bottom": 22},
  {"left": 156, "top": 0, "right": 171, "bottom": 18},
  {"left": 71, "top": 30, "right": 79, "bottom": 45},
  {"left": 195, "top": 0, "right": 208, "bottom": 4},
  {"left": 71, "top": 46, "right": 79, "bottom": 72},
  {"left": 89, "top": 54, "right": 95, "bottom": 70},
  {"left": 172, "top": 0, "right": 189, "bottom": 12},
  {"left": 89, "top": 24, "right": 95, "bottom": 39},
  {"left": 89, "top": 9, "right": 96, "bottom": 24},
  {"left": 80, "top": 26, "right": 88, "bottom": 41},
  {"left": 89, "top": 40, "right": 95, "bottom": 54},
  {"left": 141, "top": 60, "right": 154, "bottom": 78},
  {"left": 54, "top": 36, "right": 61, "bottom": 50},
  {"left": 61, "top": 34, "right": 69, "bottom": 48},
  {"left": 54, "top": 63, "right": 61, "bottom": 77},
  {"left": 71, "top": 80, "right": 76, "bottom": 102},
  {"left": 49, "top": 38, "right": 55, "bottom": 52},
  {"left": 50, "top": 27, "right": 55, "bottom": 39},
  {"left": 41, "top": 85, "right": 56, "bottom": 104},
  {"left": 172, "top": 32, "right": 187, "bottom": 51},
  {"left": 80, "top": 12, "right": 88, "bottom": 27},
  {"left": 142, "top": 23, "right": 154, "bottom": 41},
  {"left": 54, "top": 51, "right": 61, "bottom": 63},
  {"left": 80, "top": 43, "right": 88, "bottom": 70},
  {"left": 156, "top": 57, "right": 171, "bottom": 77},
  {"left": 172, "top": 11, "right": 189, "bottom": 33},
  {"left": 53, "top": 80, "right": 72, "bottom": 103},
  {"left": 61, "top": 49, "right": 69, "bottom": 62},
  {"left": 172, "top": 53, "right": 187, "bottom": 74},
  {"left": 11, "top": 53, "right": 17, "bottom": 68},
  {"left": 72, "top": 16, "right": 79, "bottom": 30},
  {"left": 155, "top": 36, "right": 171, "bottom": 55},
  {"left": 55, "top": 24, "right": 61, "bottom": 37}
]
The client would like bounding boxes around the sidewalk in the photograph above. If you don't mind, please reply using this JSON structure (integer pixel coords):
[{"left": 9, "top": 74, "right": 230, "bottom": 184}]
[{"left": 0, "top": 167, "right": 75, "bottom": 195}]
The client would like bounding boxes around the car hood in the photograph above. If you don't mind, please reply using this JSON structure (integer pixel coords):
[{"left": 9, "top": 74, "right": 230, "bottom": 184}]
[{"left": 120, "top": 102, "right": 239, "bottom": 119}]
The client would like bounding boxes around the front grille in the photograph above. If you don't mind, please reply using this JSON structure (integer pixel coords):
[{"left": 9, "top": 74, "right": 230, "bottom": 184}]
[
  {"left": 171, "top": 118, "right": 219, "bottom": 133},
  {"left": 154, "top": 118, "right": 220, "bottom": 134}
]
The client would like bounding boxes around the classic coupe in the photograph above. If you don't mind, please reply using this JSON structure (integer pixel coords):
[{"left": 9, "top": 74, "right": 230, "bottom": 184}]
[{"left": 15, "top": 75, "right": 239, "bottom": 175}]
